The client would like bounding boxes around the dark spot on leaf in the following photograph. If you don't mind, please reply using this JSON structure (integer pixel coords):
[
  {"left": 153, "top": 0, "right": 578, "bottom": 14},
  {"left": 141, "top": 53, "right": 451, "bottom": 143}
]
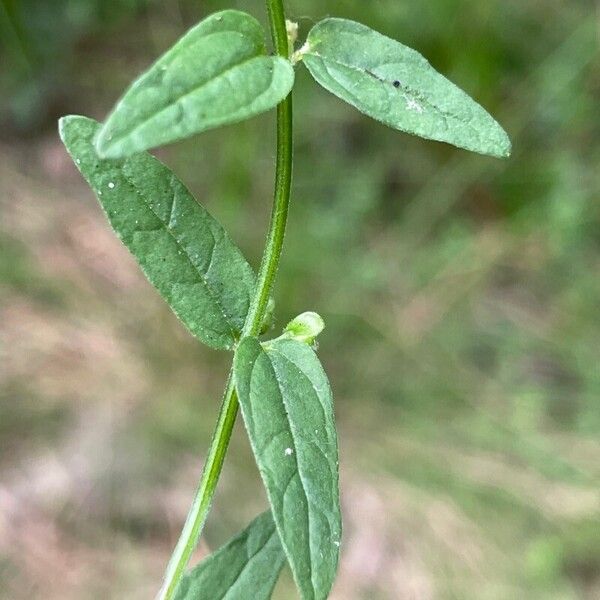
[
  {"left": 365, "top": 69, "right": 382, "bottom": 82},
  {"left": 393, "top": 80, "right": 401, "bottom": 88}
]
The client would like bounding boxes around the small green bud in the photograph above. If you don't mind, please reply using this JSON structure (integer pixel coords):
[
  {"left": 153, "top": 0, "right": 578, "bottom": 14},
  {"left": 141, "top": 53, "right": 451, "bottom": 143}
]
[{"left": 283, "top": 311, "right": 325, "bottom": 345}]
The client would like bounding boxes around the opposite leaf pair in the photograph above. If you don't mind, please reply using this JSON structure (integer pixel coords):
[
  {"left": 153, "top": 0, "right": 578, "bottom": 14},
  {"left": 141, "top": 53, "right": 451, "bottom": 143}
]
[{"left": 94, "top": 10, "right": 510, "bottom": 161}]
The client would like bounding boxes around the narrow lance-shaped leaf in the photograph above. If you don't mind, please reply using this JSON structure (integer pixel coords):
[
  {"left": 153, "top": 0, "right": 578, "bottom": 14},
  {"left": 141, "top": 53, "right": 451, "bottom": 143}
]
[
  {"left": 95, "top": 10, "right": 295, "bottom": 158},
  {"left": 302, "top": 18, "right": 511, "bottom": 158},
  {"left": 59, "top": 115, "right": 255, "bottom": 351},
  {"left": 234, "top": 338, "right": 341, "bottom": 600},
  {"left": 173, "top": 511, "right": 285, "bottom": 600}
]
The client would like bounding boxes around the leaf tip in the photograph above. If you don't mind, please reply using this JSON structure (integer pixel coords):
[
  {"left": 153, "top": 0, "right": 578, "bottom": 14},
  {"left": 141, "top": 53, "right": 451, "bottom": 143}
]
[
  {"left": 493, "top": 124, "right": 512, "bottom": 159},
  {"left": 476, "top": 120, "right": 512, "bottom": 159},
  {"left": 57, "top": 114, "right": 78, "bottom": 142},
  {"left": 500, "top": 135, "right": 512, "bottom": 159},
  {"left": 58, "top": 115, "right": 96, "bottom": 152}
]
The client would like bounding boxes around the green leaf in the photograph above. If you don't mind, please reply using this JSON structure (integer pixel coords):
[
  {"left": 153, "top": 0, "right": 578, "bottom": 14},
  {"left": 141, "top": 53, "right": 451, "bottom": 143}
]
[
  {"left": 59, "top": 115, "right": 255, "bottom": 351},
  {"left": 234, "top": 337, "right": 341, "bottom": 600},
  {"left": 302, "top": 18, "right": 511, "bottom": 158},
  {"left": 95, "top": 10, "right": 295, "bottom": 158},
  {"left": 173, "top": 511, "right": 285, "bottom": 600}
]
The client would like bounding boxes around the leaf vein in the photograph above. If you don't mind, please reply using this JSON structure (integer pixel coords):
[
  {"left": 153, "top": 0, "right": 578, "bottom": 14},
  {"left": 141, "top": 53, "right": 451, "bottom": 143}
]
[{"left": 121, "top": 169, "right": 238, "bottom": 343}]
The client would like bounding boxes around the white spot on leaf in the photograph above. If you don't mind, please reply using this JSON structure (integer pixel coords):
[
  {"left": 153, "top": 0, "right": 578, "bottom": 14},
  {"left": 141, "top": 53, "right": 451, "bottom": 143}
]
[
  {"left": 406, "top": 98, "right": 424, "bottom": 113},
  {"left": 285, "top": 447, "right": 294, "bottom": 456}
]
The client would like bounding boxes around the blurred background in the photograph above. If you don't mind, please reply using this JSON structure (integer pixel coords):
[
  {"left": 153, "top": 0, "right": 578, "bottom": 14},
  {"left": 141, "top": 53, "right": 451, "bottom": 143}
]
[{"left": 1, "top": 0, "right": 599, "bottom": 598}]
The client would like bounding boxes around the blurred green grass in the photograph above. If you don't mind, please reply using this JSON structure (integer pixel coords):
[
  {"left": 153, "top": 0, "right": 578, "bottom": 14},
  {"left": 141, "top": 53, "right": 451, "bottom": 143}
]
[{"left": 1, "top": 0, "right": 599, "bottom": 598}]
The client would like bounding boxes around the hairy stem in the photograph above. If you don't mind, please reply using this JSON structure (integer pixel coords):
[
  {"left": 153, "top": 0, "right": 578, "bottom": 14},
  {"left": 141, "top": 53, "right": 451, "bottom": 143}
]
[{"left": 157, "top": 2, "right": 293, "bottom": 598}]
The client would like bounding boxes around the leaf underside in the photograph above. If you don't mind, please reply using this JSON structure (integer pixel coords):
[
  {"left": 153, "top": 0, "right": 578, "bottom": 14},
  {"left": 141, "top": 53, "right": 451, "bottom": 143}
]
[
  {"left": 59, "top": 115, "right": 255, "bottom": 350},
  {"left": 95, "top": 10, "right": 295, "bottom": 158},
  {"left": 173, "top": 511, "right": 285, "bottom": 600},
  {"left": 234, "top": 338, "right": 341, "bottom": 600},
  {"left": 303, "top": 18, "right": 511, "bottom": 158}
]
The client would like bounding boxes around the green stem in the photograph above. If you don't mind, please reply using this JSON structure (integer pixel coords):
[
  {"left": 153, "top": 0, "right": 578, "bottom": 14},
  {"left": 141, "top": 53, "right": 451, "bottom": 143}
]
[
  {"left": 242, "top": 0, "right": 293, "bottom": 338},
  {"left": 157, "top": 2, "right": 293, "bottom": 598}
]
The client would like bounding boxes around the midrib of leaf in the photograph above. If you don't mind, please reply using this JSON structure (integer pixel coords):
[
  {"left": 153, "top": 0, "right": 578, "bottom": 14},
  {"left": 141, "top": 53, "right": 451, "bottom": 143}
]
[
  {"left": 270, "top": 348, "right": 339, "bottom": 525},
  {"left": 110, "top": 40, "right": 274, "bottom": 146},
  {"left": 250, "top": 350, "right": 322, "bottom": 598},
  {"left": 122, "top": 169, "right": 238, "bottom": 342},
  {"left": 270, "top": 348, "right": 335, "bottom": 462},
  {"left": 218, "top": 529, "right": 280, "bottom": 600},
  {"left": 309, "top": 50, "right": 487, "bottom": 135},
  {"left": 306, "top": 34, "right": 508, "bottom": 157}
]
